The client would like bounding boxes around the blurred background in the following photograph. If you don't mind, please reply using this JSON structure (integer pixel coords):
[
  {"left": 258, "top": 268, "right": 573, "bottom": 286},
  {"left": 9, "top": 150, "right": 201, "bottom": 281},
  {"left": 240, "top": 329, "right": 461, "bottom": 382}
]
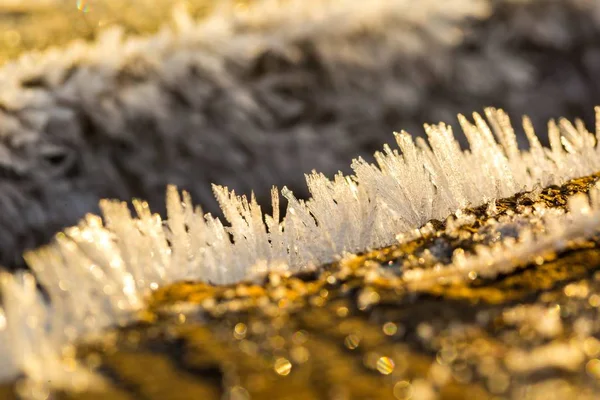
[{"left": 0, "top": 0, "right": 599, "bottom": 269}]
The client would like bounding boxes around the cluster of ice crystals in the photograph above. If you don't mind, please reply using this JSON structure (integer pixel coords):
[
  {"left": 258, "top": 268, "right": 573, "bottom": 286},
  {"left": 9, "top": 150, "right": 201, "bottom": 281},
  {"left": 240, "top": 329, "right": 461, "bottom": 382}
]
[
  {"left": 405, "top": 182, "right": 600, "bottom": 289},
  {"left": 0, "top": 273, "right": 102, "bottom": 393},
  {"left": 3, "top": 107, "right": 600, "bottom": 389}
]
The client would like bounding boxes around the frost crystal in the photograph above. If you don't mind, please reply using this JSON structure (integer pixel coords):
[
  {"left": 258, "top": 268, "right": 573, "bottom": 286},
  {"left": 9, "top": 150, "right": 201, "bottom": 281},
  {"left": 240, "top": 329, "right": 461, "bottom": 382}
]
[{"left": 3, "top": 107, "right": 600, "bottom": 389}]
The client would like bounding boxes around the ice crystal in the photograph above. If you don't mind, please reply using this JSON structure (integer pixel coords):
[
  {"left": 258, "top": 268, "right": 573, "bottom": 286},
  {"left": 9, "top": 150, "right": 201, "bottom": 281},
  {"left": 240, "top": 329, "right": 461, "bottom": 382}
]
[{"left": 3, "top": 107, "right": 600, "bottom": 390}]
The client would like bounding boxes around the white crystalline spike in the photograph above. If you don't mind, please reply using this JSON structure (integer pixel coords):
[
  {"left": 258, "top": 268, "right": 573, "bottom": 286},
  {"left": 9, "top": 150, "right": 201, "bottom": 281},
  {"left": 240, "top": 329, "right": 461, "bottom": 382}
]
[
  {"left": 472, "top": 112, "right": 516, "bottom": 197},
  {"left": 424, "top": 122, "right": 468, "bottom": 208},
  {"left": 522, "top": 115, "right": 543, "bottom": 155},
  {"left": 485, "top": 108, "right": 520, "bottom": 162},
  {"left": 393, "top": 131, "right": 434, "bottom": 221},
  {"left": 166, "top": 185, "right": 190, "bottom": 279},
  {"left": 98, "top": 199, "right": 146, "bottom": 288},
  {"left": 548, "top": 120, "right": 564, "bottom": 157},
  {"left": 265, "top": 187, "right": 286, "bottom": 261},
  {"left": 559, "top": 124, "right": 579, "bottom": 156},
  {"left": 132, "top": 198, "right": 171, "bottom": 279},
  {"left": 575, "top": 118, "right": 596, "bottom": 149},
  {"left": 472, "top": 112, "right": 497, "bottom": 146},
  {"left": 281, "top": 187, "right": 317, "bottom": 232},
  {"left": 249, "top": 192, "right": 270, "bottom": 259},
  {"left": 521, "top": 115, "right": 552, "bottom": 185},
  {"left": 213, "top": 185, "right": 246, "bottom": 235},
  {"left": 560, "top": 118, "right": 588, "bottom": 151},
  {"left": 182, "top": 191, "right": 208, "bottom": 278}
]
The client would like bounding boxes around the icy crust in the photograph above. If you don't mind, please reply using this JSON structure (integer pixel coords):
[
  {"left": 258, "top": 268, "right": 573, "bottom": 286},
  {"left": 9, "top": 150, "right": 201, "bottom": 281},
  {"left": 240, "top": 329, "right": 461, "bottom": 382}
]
[{"left": 4, "top": 108, "right": 600, "bottom": 390}]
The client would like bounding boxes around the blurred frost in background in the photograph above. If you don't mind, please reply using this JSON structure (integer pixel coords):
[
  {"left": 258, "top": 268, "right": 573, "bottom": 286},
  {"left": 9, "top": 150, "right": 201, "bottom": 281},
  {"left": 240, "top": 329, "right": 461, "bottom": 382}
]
[{"left": 0, "top": 0, "right": 599, "bottom": 269}]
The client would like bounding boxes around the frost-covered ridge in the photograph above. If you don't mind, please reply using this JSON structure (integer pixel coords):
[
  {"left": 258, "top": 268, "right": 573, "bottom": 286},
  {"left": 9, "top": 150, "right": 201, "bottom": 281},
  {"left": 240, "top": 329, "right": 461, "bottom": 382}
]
[
  {"left": 3, "top": 108, "right": 600, "bottom": 390},
  {"left": 0, "top": 0, "right": 494, "bottom": 270}
]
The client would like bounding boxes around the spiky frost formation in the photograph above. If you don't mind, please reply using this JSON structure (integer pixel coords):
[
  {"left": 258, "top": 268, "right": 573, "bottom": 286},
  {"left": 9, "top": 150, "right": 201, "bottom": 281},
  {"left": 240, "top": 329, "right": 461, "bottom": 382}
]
[
  {"left": 0, "top": 0, "right": 489, "bottom": 269},
  {"left": 3, "top": 108, "right": 600, "bottom": 389},
  {"left": 404, "top": 185, "right": 600, "bottom": 289},
  {"left": 0, "top": 273, "right": 103, "bottom": 392},
  {"left": 3, "top": 0, "right": 600, "bottom": 268}
]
